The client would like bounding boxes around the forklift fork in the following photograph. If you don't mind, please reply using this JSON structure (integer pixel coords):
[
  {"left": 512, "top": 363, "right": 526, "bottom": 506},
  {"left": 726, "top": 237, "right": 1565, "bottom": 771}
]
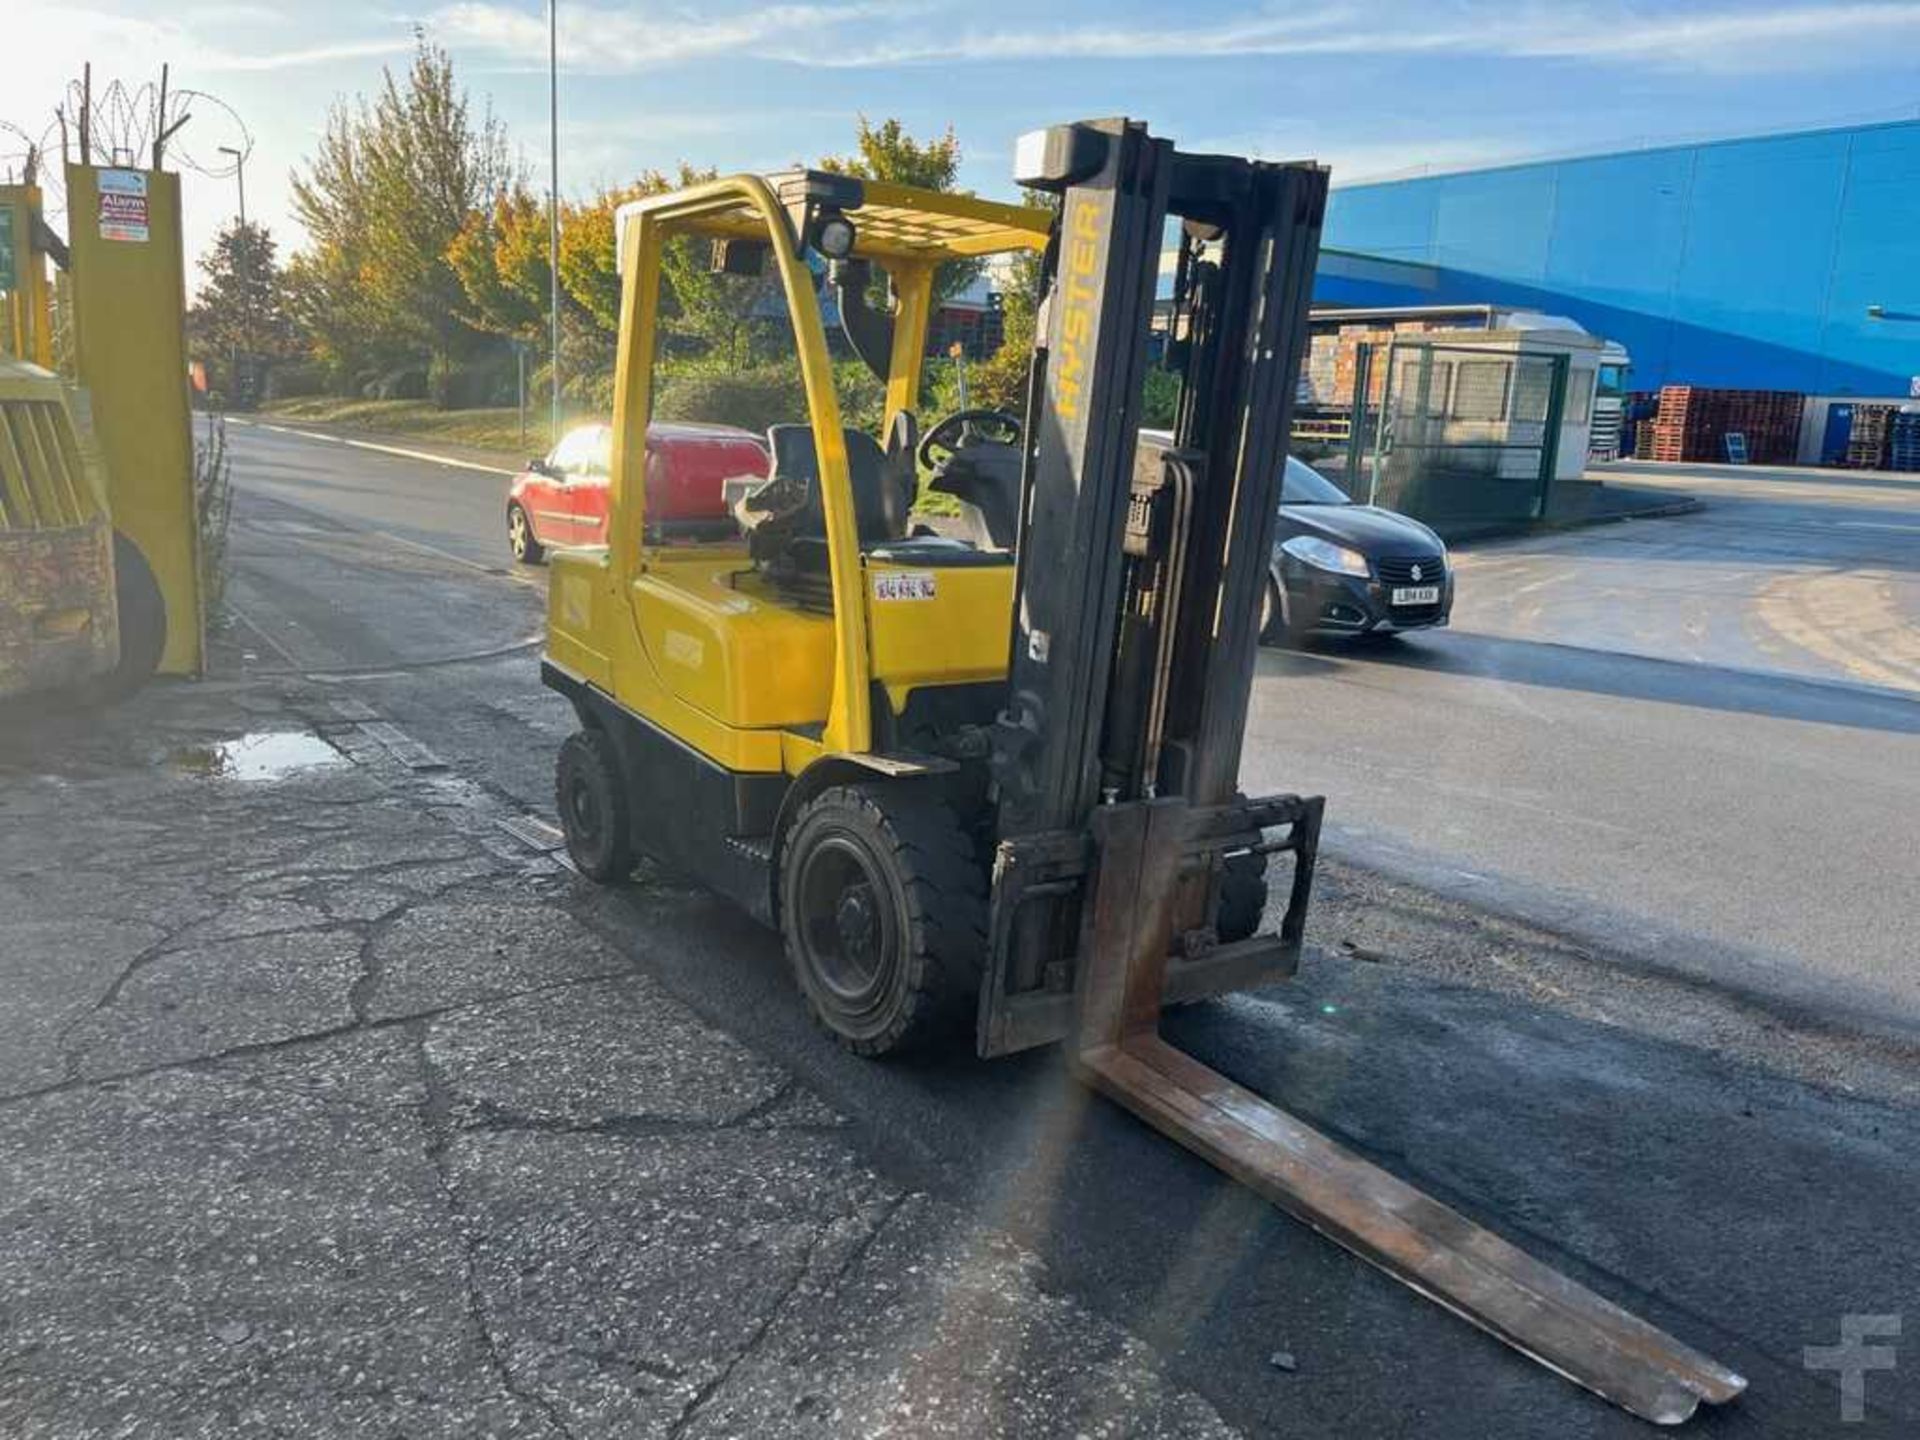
[{"left": 1071, "top": 798, "right": 1748, "bottom": 1427}]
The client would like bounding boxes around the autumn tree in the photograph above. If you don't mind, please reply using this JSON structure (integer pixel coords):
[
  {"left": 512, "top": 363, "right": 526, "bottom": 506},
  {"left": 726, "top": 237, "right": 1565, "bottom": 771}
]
[
  {"left": 819, "top": 116, "right": 979, "bottom": 305},
  {"left": 448, "top": 184, "right": 550, "bottom": 343},
  {"left": 556, "top": 167, "right": 777, "bottom": 376},
  {"left": 289, "top": 35, "right": 508, "bottom": 402},
  {"left": 284, "top": 101, "right": 393, "bottom": 384},
  {"left": 819, "top": 116, "right": 962, "bottom": 193}
]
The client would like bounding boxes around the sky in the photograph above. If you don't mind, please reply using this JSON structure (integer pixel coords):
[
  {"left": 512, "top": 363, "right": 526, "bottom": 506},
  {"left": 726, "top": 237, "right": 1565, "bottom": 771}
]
[{"left": 4, "top": 0, "right": 1920, "bottom": 289}]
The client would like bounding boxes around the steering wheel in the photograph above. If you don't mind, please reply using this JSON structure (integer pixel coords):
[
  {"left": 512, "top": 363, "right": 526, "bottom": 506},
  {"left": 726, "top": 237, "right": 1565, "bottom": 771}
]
[{"left": 917, "top": 408, "right": 1023, "bottom": 470}]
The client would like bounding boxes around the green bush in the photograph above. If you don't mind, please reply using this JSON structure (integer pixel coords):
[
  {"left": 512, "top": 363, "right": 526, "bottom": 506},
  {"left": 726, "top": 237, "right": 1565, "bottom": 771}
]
[
  {"left": 370, "top": 366, "right": 428, "bottom": 401},
  {"left": 427, "top": 353, "right": 517, "bottom": 410},
  {"left": 1140, "top": 367, "right": 1180, "bottom": 428},
  {"left": 652, "top": 363, "right": 807, "bottom": 436},
  {"left": 263, "top": 359, "right": 338, "bottom": 401},
  {"left": 832, "top": 359, "right": 887, "bottom": 436}
]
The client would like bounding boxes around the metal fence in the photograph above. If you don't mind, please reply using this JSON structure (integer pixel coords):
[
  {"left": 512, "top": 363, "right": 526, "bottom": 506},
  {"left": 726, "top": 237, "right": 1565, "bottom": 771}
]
[{"left": 1331, "top": 341, "right": 1569, "bottom": 531}]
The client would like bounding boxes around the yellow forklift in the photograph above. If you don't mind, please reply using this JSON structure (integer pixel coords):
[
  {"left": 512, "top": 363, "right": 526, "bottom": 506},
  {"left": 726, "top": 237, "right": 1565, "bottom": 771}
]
[{"left": 542, "top": 119, "right": 1744, "bottom": 1425}]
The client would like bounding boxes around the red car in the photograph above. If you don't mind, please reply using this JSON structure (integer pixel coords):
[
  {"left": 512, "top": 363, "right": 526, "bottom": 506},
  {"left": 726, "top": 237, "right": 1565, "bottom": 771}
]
[{"left": 506, "top": 422, "right": 768, "bottom": 562}]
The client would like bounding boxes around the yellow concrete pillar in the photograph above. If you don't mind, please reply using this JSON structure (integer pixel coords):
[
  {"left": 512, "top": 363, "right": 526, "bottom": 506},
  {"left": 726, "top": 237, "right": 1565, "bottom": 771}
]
[{"left": 64, "top": 164, "right": 203, "bottom": 676}]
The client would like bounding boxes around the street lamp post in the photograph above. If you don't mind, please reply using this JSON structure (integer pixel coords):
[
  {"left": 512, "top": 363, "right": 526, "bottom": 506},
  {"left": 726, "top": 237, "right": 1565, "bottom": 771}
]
[
  {"left": 548, "top": 0, "right": 561, "bottom": 445},
  {"left": 216, "top": 144, "right": 252, "bottom": 409}
]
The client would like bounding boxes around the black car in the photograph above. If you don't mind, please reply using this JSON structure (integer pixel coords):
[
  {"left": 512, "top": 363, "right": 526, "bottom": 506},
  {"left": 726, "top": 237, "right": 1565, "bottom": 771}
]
[{"left": 1264, "top": 457, "right": 1453, "bottom": 642}]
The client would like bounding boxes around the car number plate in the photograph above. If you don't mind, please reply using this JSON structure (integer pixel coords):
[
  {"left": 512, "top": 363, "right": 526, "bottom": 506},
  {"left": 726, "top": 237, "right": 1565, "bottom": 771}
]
[{"left": 1391, "top": 585, "right": 1440, "bottom": 606}]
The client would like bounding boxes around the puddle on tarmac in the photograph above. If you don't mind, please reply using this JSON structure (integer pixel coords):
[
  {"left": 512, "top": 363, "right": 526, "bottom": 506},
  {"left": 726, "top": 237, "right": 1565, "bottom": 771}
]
[{"left": 169, "top": 730, "right": 346, "bottom": 782}]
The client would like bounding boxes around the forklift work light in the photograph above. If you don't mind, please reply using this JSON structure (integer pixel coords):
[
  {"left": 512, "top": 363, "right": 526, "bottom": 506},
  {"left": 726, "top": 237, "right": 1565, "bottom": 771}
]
[{"left": 815, "top": 213, "right": 856, "bottom": 259}]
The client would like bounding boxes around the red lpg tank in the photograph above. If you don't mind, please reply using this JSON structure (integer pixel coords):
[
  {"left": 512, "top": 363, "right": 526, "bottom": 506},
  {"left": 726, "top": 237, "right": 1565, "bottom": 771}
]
[{"left": 645, "top": 423, "right": 768, "bottom": 529}]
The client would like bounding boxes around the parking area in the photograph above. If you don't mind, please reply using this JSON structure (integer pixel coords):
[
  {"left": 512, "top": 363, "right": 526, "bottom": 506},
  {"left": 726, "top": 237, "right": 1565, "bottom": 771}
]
[{"left": 1452, "top": 462, "right": 1920, "bottom": 691}]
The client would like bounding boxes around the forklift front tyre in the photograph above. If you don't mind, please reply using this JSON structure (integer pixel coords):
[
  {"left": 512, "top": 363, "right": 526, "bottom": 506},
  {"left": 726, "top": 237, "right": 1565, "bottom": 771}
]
[
  {"left": 1215, "top": 850, "right": 1270, "bottom": 944},
  {"left": 556, "top": 729, "right": 633, "bottom": 882},
  {"left": 780, "top": 783, "right": 986, "bottom": 1057}
]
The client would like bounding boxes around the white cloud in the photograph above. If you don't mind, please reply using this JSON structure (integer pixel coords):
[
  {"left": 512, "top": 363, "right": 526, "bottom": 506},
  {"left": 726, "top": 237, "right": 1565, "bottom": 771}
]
[
  {"left": 1506, "top": 1, "right": 1920, "bottom": 65},
  {"left": 422, "top": 0, "right": 1920, "bottom": 75},
  {"left": 200, "top": 37, "right": 418, "bottom": 72},
  {"left": 847, "top": 2, "right": 1920, "bottom": 71},
  {"left": 0, "top": 7, "right": 412, "bottom": 80},
  {"left": 427, "top": 0, "right": 913, "bottom": 72}
]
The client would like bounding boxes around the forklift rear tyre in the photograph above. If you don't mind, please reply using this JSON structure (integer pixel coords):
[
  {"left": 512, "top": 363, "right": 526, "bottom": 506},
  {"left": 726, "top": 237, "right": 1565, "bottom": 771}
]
[
  {"left": 556, "top": 729, "right": 633, "bottom": 882},
  {"left": 780, "top": 783, "right": 986, "bottom": 1057}
]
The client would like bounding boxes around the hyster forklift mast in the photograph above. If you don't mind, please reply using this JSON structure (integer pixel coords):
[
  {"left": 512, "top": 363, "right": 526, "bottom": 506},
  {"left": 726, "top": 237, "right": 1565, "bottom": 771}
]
[{"left": 986, "top": 120, "right": 1744, "bottom": 1425}]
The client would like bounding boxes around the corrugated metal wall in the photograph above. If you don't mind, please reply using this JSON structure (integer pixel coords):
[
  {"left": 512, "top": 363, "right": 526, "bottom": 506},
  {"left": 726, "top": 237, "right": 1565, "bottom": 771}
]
[{"left": 1316, "top": 121, "right": 1920, "bottom": 395}]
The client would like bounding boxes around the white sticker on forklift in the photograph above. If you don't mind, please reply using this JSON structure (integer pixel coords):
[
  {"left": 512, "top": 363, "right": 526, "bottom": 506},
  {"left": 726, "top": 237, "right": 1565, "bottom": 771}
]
[
  {"left": 873, "top": 571, "right": 936, "bottom": 602},
  {"left": 664, "top": 630, "right": 703, "bottom": 668}
]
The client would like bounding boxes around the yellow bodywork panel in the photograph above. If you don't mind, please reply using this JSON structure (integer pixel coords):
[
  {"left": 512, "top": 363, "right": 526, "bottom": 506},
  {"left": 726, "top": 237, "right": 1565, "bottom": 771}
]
[
  {"left": 865, "top": 561, "right": 1015, "bottom": 708},
  {"left": 548, "top": 542, "right": 1017, "bottom": 773},
  {"left": 548, "top": 544, "right": 790, "bottom": 774},
  {"left": 632, "top": 552, "right": 833, "bottom": 728}
]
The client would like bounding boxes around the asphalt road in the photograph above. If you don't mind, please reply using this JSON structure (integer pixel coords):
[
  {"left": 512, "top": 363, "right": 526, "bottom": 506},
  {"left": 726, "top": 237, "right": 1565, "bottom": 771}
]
[
  {"left": 139, "top": 420, "right": 1920, "bottom": 1440},
  {"left": 228, "top": 421, "right": 1920, "bottom": 1032},
  {"left": 183, "top": 420, "right": 1920, "bottom": 1435},
  {"left": 1245, "top": 460, "right": 1920, "bottom": 1030},
  {"left": 1457, "top": 461, "right": 1920, "bottom": 692}
]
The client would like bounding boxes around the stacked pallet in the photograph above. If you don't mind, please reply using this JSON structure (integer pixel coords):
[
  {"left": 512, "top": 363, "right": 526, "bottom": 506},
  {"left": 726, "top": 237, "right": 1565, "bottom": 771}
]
[
  {"left": 1646, "top": 387, "right": 1803, "bottom": 464},
  {"left": 1846, "top": 404, "right": 1898, "bottom": 469},
  {"left": 1886, "top": 411, "right": 1920, "bottom": 473},
  {"left": 1300, "top": 321, "right": 1446, "bottom": 410}
]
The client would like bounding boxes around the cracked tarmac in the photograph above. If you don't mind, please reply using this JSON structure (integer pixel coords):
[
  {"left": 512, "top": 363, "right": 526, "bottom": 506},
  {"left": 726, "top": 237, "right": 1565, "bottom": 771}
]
[
  {"left": 9, "top": 422, "right": 1903, "bottom": 1436},
  {"left": 0, "top": 682, "right": 1240, "bottom": 1439},
  {"left": 7, "top": 457, "right": 1920, "bottom": 1434}
]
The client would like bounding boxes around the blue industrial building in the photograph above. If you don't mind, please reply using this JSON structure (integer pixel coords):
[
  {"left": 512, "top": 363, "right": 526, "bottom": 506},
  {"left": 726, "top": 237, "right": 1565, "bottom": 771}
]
[{"left": 1313, "top": 120, "right": 1920, "bottom": 396}]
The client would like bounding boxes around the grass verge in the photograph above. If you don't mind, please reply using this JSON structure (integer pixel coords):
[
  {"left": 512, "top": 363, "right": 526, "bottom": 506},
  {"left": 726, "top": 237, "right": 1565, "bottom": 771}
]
[{"left": 259, "top": 398, "right": 545, "bottom": 457}]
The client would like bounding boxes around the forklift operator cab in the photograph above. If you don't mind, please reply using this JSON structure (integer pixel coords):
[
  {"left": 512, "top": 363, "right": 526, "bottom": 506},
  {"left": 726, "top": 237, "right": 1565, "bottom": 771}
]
[{"left": 541, "top": 169, "right": 1049, "bottom": 923}]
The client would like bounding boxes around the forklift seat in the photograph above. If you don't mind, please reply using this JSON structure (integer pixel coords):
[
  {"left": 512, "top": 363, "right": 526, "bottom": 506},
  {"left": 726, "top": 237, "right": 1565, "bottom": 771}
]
[{"left": 735, "top": 424, "right": 915, "bottom": 573}]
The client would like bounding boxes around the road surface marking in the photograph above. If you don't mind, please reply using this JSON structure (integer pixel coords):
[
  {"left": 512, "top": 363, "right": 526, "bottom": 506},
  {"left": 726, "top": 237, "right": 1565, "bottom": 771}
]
[
  {"left": 373, "top": 527, "right": 540, "bottom": 587},
  {"left": 242, "top": 419, "right": 515, "bottom": 476},
  {"left": 225, "top": 599, "right": 309, "bottom": 671},
  {"left": 1754, "top": 569, "right": 1920, "bottom": 694},
  {"left": 339, "top": 436, "right": 514, "bottom": 476}
]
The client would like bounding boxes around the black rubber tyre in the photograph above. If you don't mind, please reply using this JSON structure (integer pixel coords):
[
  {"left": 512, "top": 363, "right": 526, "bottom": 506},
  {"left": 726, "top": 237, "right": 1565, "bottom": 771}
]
[
  {"left": 555, "top": 728, "right": 633, "bottom": 882},
  {"left": 1215, "top": 850, "right": 1270, "bottom": 944},
  {"left": 85, "top": 531, "right": 168, "bottom": 705},
  {"left": 1258, "top": 575, "right": 1294, "bottom": 647},
  {"left": 779, "top": 783, "right": 987, "bottom": 1057},
  {"left": 507, "top": 503, "right": 545, "bottom": 564}
]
